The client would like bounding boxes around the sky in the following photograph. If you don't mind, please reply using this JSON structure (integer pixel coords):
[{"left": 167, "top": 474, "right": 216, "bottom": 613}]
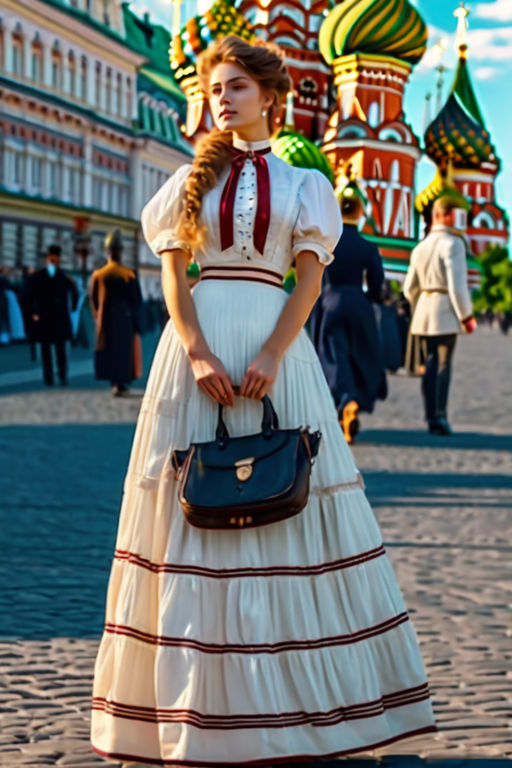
[{"left": 128, "top": 0, "right": 511, "bottom": 222}]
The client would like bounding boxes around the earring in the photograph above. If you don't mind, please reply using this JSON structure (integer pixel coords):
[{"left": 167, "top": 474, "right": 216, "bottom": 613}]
[{"left": 261, "top": 109, "right": 267, "bottom": 118}]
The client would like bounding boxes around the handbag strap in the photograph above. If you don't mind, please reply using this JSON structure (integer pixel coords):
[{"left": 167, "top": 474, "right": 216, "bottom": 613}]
[{"left": 216, "top": 394, "right": 279, "bottom": 446}]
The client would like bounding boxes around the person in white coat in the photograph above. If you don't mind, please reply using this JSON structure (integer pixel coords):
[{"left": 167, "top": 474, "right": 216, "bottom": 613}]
[{"left": 404, "top": 196, "right": 476, "bottom": 435}]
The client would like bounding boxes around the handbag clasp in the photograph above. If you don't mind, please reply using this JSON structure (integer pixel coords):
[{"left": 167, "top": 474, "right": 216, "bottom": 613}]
[{"left": 234, "top": 457, "right": 254, "bottom": 482}]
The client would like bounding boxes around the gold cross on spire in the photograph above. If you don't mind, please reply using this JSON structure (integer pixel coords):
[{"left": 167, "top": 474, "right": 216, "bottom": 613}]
[{"left": 454, "top": 2, "right": 469, "bottom": 58}]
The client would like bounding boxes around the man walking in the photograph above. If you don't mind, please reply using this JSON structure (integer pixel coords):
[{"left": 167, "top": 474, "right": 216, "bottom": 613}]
[
  {"left": 90, "top": 228, "right": 143, "bottom": 396},
  {"left": 28, "top": 245, "right": 79, "bottom": 386},
  {"left": 404, "top": 196, "right": 476, "bottom": 435}
]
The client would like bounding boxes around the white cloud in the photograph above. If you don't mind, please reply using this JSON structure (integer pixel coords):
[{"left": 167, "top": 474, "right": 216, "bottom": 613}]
[
  {"left": 474, "top": 65, "right": 500, "bottom": 79},
  {"left": 466, "top": 26, "right": 512, "bottom": 61},
  {"left": 474, "top": 0, "right": 512, "bottom": 22}
]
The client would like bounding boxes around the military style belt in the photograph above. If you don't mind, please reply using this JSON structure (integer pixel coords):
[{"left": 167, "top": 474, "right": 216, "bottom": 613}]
[{"left": 421, "top": 288, "right": 448, "bottom": 295}]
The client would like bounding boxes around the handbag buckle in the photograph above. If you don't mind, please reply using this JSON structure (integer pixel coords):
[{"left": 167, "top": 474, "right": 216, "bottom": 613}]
[
  {"left": 230, "top": 515, "right": 254, "bottom": 527},
  {"left": 234, "top": 457, "right": 254, "bottom": 482}
]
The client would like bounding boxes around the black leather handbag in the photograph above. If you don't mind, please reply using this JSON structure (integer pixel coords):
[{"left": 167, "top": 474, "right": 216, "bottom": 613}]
[{"left": 172, "top": 395, "right": 321, "bottom": 530}]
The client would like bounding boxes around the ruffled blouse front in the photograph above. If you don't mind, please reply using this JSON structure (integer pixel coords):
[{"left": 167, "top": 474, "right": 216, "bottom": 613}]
[{"left": 141, "top": 137, "right": 342, "bottom": 276}]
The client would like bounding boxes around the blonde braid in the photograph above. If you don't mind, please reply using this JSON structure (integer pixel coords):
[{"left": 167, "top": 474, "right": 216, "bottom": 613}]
[{"left": 175, "top": 130, "right": 233, "bottom": 250}]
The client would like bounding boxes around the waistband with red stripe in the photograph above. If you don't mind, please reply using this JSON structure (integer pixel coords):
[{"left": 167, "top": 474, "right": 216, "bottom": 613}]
[{"left": 199, "top": 265, "right": 284, "bottom": 289}]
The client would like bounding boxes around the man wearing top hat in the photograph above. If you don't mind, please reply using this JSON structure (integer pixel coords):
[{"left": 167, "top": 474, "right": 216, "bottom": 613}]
[
  {"left": 27, "top": 244, "right": 79, "bottom": 386},
  {"left": 90, "top": 228, "right": 143, "bottom": 396},
  {"left": 404, "top": 195, "right": 476, "bottom": 435}
]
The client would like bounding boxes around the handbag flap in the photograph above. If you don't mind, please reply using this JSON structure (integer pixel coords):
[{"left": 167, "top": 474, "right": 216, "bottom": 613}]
[
  {"left": 182, "top": 429, "right": 304, "bottom": 508},
  {"left": 194, "top": 428, "right": 298, "bottom": 469}
]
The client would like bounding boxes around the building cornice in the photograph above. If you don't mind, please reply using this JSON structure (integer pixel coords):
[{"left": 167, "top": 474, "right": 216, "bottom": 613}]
[
  {"left": 0, "top": 75, "right": 137, "bottom": 140},
  {"left": 0, "top": 186, "right": 138, "bottom": 225},
  {"left": 7, "top": 0, "right": 146, "bottom": 67},
  {"left": 323, "top": 138, "right": 421, "bottom": 160}
]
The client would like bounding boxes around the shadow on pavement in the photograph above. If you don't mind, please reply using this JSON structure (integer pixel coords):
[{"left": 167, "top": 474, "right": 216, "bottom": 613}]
[
  {"left": 363, "top": 470, "right": 512, "bottom": 511},
  {"left": 0, "top": 423, "right": 135, "bottom": 639},
  {"left": 357, "top": 429, "right": 512, "bottom": 452}
]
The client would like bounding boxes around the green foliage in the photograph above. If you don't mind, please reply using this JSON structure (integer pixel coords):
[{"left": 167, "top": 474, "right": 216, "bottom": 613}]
[{"left": 472, "top": 245, "right": 512, "bottom": 316}]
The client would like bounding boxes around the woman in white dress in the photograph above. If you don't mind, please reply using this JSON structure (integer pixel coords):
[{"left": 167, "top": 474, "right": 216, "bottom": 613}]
[{"left": 91, "top": 35, "right": 435, "bottom": 767}]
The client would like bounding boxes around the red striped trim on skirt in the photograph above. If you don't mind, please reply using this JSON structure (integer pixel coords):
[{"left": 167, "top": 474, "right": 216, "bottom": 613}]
[
  {"left": 200, "top": 264, "right": 284, "bottom": 288},
  {"left": 91, "top": 724, "right": 437, "bottom": 766},
  {"left": 103, "top": 612, "right": 409, "bottom": 654},
  {"left": 92, "top": 682, "right": 431, "bottom": 729},
  {"left": 113, "top": 543, "right": 386, "bottom": 579}
]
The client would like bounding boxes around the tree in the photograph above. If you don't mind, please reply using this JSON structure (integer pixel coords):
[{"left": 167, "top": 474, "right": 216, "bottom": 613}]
[{"left": 472, "top": 245, "right": 512, "bottom": 330}]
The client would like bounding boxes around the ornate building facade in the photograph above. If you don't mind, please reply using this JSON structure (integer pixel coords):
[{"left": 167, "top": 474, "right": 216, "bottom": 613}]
[
  {"left": 170, "top": 0, "right": 508, "bottom": 282},
  {"left": 318, "top": 0, "right": 428, "bottom": 278},
  {"left": 419, "top": 7, "right": 508, "bottom": 256},
  {"left": 0, "top": 0, "right": 192, "bottom": 296}
]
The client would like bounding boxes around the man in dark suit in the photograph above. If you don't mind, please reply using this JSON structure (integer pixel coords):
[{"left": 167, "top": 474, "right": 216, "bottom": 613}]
[
  {"left": 27, "top": 244, "right": 79, "bottom": 386},
  {"left": 311, "top": 183, "right": 387, "bottom": 444}
]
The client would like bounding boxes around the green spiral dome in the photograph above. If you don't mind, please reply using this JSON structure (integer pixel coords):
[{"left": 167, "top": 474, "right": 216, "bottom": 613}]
[
  {"left": 319, "top": 0, "right": 427, "bottom": 66},
  {"left": 272, "top": 131, "right": 335, "bottom": 183}
]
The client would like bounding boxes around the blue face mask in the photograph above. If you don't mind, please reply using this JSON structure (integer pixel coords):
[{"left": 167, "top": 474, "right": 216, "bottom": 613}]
[{"left": 47, "top": 264, "right": 57, "bottom": 277}]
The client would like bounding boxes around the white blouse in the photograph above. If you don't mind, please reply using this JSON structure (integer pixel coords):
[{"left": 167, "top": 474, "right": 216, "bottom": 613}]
[{"left": 141, "top": 137, "right": 342, "bottom": 276}]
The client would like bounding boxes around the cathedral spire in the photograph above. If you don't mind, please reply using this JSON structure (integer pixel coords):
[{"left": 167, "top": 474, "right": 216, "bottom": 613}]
[{"left": 454, "top": 2, "right": 469, "bottom": 59}]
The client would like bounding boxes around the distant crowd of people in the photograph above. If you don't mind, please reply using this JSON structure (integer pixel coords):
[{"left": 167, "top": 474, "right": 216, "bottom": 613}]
[
  {"left": 0, "top": 233, "right": 168, "bottom": 396},
  {"left": 0, "top": 193, "right": 476, "bottom": 432}
]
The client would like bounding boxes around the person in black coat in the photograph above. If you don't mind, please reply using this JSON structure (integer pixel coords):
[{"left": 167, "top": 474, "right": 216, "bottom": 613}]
[
  {"left": 27, "top": 245, "right": 79, "bottom": 385},
  {"left": 90, "top": 228, "right": 143, "bottom": 396},
  {"left": 311, "top": 184, "right": 387, "bottom": 444}
]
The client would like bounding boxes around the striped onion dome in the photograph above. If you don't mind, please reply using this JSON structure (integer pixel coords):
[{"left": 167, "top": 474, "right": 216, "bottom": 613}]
[
  {"left": 319, "top": 0, "right": 427, "bottom": 66},
  {"left": 415, "top": 167, "right": 469, "bottom": 215},
  {"left": 170, "top": 0, "right": 253, "bottom": 75},
  {"left": 424, "top": 58, "right": 497, "bottom": 170},
  {"left": 272, "top": 131, "right": 335, "bottom": 183}
]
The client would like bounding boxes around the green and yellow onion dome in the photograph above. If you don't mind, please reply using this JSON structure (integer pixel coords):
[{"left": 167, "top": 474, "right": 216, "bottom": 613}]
[
  {"left": 272, "top": 131, "right": 335, "bottom": 183},
  {"left": 424, "top": 93, "right": 497, "bottom": 170},
  {"left": 415, "top": 168, "right": 470, "bottom": 215},
  {"left": 170, "top": 0, "right": 253, "bottom": 75},
  {"left": 319, "top": 0, "right": 427, "bottom": 66}
]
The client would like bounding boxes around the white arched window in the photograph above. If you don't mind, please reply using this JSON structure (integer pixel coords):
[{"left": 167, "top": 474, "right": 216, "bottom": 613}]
[
  {"left": 473, "top": 211, "right": 495, "bottom": 229},
  {"left": 79, "top": 56, "right": 87, "bottom": 100},
  {"left": 338, "top": 124, "right": 367, "bottom": 139},
  {"left": 105, "top": 67, "right": 112, "bottom": 113},
  {"left": 390, "top": 159, "right": 400, "bottom": 183},
  {"left": 379, "top": 127, "right": 403, "bottom": 143},
  {"left": 368, "top": 101, "right": 379, "bottom": 128}
]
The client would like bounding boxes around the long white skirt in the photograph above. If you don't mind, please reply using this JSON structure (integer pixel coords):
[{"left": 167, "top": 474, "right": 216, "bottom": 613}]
[{"left": 91, "top": 279, "right": 435, "bottom": 766}]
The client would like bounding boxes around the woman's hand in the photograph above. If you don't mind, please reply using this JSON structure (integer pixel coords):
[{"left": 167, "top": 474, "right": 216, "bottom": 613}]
[
  {"left": 189, "top": 351, "right": 234, "bottom": 406},
  {"left": 240, "top": 348, "right": 280, "bottom": 400}
]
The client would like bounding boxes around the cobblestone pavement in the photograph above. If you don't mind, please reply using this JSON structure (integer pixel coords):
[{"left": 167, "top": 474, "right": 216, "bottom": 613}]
[{"left": 0, "top": 328, "right": 511, "bottom": 767}]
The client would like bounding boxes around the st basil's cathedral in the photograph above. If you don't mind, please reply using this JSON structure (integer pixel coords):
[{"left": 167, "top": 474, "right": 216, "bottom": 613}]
[{"left": 169, "top": 0, "right": 508, "bottom": 283}]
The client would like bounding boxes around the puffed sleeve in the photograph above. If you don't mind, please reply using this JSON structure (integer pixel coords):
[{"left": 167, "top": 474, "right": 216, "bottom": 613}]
[
  {"left": 140, "top": 164, "right": 193, "bottom": 256},
  {"left": 291, "top": 170, "right": 343, "bottom": 266}
]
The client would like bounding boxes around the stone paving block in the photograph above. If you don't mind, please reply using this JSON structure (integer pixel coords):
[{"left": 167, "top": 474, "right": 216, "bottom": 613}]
[{"left": 0, "top": 330, "right": 511, "bottom": 764}]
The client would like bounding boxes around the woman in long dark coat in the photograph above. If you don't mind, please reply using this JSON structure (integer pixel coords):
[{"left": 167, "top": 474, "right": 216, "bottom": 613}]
[
  {"left": 90, "top": 229, "right": 143, "bottom": 396},
  {"left": 311, "top": 185, "right": 387, "bottom": 443}
]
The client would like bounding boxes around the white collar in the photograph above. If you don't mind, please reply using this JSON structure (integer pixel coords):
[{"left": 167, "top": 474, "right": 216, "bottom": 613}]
[{"left": 232, "top": 136, "right": 271, "bottom": 152}]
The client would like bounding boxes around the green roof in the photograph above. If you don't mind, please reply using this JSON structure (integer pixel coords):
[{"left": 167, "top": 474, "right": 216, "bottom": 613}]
[
  {"left": 424, "top": 55, "right": 497, "bottom": 170},
  {"left": 452, "top": 56, "right": 485, "bottom": 127},
  {"left": 122, "top": 3, "right": 186, "bottom": 110},
  {"left": 139, "top": 66, "right": 186, "bottom": 106},
  {"left": 136, "top": 98, "right": 193, "bottom": 154},
  {"left": 272, "top": 131, "right": 335, "bottom": 183}
]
